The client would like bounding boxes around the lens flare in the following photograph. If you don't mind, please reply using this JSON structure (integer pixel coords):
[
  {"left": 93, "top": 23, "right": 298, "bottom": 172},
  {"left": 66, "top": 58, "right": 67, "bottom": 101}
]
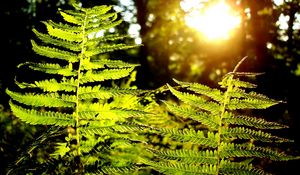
[{"left": 185, "top": 1, "right": 241, "bottom": 40}]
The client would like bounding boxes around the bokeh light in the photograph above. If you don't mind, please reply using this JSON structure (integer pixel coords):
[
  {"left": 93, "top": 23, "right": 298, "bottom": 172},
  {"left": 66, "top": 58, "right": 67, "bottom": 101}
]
[{"left": 183, "top": 1, "right": 241, "bottom": 40}]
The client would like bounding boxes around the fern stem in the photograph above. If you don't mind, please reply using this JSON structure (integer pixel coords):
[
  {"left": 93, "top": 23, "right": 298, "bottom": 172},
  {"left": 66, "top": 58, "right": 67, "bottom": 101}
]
[
  {"left": 216, "top": 58, "right": 245, "bottom": 174},
  {"left": 216, "top": 74, "right": 234, "bottom": 174},
  {"left": 74, "top": 10, "right": 88, "bottom": 156}
]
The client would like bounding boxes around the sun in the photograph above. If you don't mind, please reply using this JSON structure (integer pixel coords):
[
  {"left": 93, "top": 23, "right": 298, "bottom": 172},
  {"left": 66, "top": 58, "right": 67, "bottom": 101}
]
[{"left": 184, "top": 1, "right": 241, "bottom": 40}]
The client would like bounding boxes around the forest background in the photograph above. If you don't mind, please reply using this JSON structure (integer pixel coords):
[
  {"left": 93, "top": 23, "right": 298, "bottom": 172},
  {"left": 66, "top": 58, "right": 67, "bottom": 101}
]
[{"left": 0, "top": 0, "right": 300, "bottom": 174}]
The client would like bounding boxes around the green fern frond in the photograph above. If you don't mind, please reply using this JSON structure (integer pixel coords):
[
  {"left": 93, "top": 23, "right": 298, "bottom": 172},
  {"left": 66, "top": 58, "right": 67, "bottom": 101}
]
[
  {"left": 9, "top": 101, "right": 74, "bottom": 126},
  {"left": 78, "top": 86, "right": 143, "bottom": 100},
  {"left": 151, "top": 58, "right": 299, "bottom": 175},
  {"left": 85, "top": 44, "right": 138, "bottom": 57},
  {"left": 160, "top": 128, "right": 218, "bottom": 148},
  {"left": 219, "top": 160, "right": 265, "bottom": 175},
  {"left": 31, "top": 40, "right": 78, "bottom": 62},
  {"left": 6, "top": 89, "right": 76, "bottom": 108},
  {"left": 219, "top": 76, "right": 257, "bottom": 89},
  {"left": 80, "top": 67, "right": 135, "bottom": 83},
  {"left": 79, "top": 108, "right": 146, "bottom": 121},
  {"left": 167, "top": 84, "right": 220, "bottom": 114},
  {"left": 174, "top": 79, "right": 224, "bottom": 102},
  {"left": 81, "top": 59, "right": 139, "bottom": 70},
  {"left": 163, "top": 101, "right": 219, "bottom": 130},
  {"left": 143, "top": 159, "right": 218, "bottom": 175},
  {"left": 43, "top": 22, "right": 82, "bottom": 42},
  {"left": 33, "top": 29, "right": 82, "bottom": 51},
  {"left": 148, "top": 148, "right": 218, "bottom": 164},
  {"left": 7, "top": 4, "right": 146, "bottom": 174},
  {"left": 227, "top": 98, "right": 279, "bottom": 110},
  {"left": 223, "top": 111, "right": 287, "bottom": 129},
  {"left": 16, "top": 78, "right": 77, "bottom": 92},
  {"left": 26, "top": 63, "right": 77, "bottom": 76},
  {"left": 220, "top": 143, "right": 299, "bottom": 161},
  {"left": 222, "top": 127, "right": 292, "bottom": 142},
  {"left": 59, "top": 10, "right": 84, "bottom": 25}
]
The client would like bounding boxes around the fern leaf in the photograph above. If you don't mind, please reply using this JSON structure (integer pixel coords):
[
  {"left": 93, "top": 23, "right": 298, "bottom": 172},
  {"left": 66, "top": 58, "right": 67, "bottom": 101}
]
[
  {"left": 6, "top": 89, "right": 76, "bottom": 108},
  {"left": 143, "top": 159, "right": 218, "bottom": 175},
  {"left": 163, "top": 101, "right": 219, "bottom": 130},
  {"left": 33, "top": 29, "right": 82, "bottom": 52},
  {"left": 9, "top": 101, "right": 75, "bottom": 126},
  {"left": 223, "top": 111, "right": 287, "bottom": 129},
  {"left": 80, "top": 67, "right": 135, "bottom": 84},
  {"left": 16, "top": 78, "right": 77, "bottom": 92},
  {"left": 219, "top": 160, "right": 265, "bottom": 175},
  {"left": 148, "top": 148, "right": 218, "bottom": 164},
  {"left": 47, "top": 20, "right": 82, "bottom": 32},
  {"left": 59, "top": 10, "right": 83, "bottom": 25},
  {"left": 86, "top": 19, "right": 123, "bottom": 35},
  {"left": 78, "top": 86, "right": 143, "bottom": 100},
  {"left": 43, "top": 22, "right": 82, "bottom": 42},
  {"left": 79, "top": 108, "right": 146, "bottom": 120},
  {"left": 160, "top": 128, "right": 218, "bottom": 148},
  {"left": 85, "top": 44, "right": 138, "bottom": 57},
  {"left": 26, "top": 62, "right": 77, "bottom": 76},
  {"left": 222, "top": 127, "right": 292, "bottom": 142},
  {"left": 219, "top": 76, "right": 257, "bottom": 89},
  {"left": 31, "top": 40, "right": 78, "bottom": 62},
  {"left": 220, "top": 143, "right": 299, "bottom": 161},
  {"left": 167, "top": 84, "right": 220, "bottom": 114},
  {"left": 83, "top": 4, "right": 112, "bottom": 15},
  {"left": 81, "top": 59, "right": 139, "bottom": 70},
  {"left": 227, "top": 98, "right": 279, "bottom": 110},
  {"left": 174, "top": 79, "right": 224, "bottom": 102}
]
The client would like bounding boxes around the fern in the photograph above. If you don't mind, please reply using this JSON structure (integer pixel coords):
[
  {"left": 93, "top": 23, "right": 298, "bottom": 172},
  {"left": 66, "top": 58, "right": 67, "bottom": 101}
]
[
  {"left": 6, "top": 4, "right": 148, "bottom": 174},
  {"left": 147, "top": 58, "right": 299, "bottom": 174}
]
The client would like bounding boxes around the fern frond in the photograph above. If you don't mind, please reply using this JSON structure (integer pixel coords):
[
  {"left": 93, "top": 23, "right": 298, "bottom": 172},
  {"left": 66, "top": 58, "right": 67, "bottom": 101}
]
[
  {"left": 33, "top": 29, "right": 82, "bottom": 52},
  {"left": 85, "top": 44, "right": 138, "bottom": 57},
  {"left": 163, "top": 101, "right": 219, "bottom": 130},
  {"left": 6, "top": 89, "right": 76, "bottom": 108},
  {"left": 78, "top": 86, "right": 143, "bottom": 100},
  {"left": 220, "top": 143, "right": 299, "bottom": 161},
  {"left": 43, "top": 22, "right": 82, "bottom": 42},
  {"left": 160, "top": 128, "right": 218, "bottom": 148},
  {"left": 219, "top": 76, "right": 257, "bottom": 89},
  {"left": 167, "top": 84, "right": 220, "bottom": 114},
  {"left": 219, "top": 160, "right": 266, "bottom": 175},
  {"left": 80, "top": 67, "right": 135, "bottom": 83},
  {"left": 47, "top": 20, "right": 82, "bottom": 32},
  {"left": 81, "top": 59, "right": 139, "bottom": 70},
  {"left": 9, "top": 101, "right": 75, "bottom": 126},
  {"left": 31, "top": 40, "right": 78, "bottom": 62},
  {"left": 223, "top": 111, "right": 287, "bottom": 129},
  {"left": 143, "top": 159, "right": 218, "bottom": 175},
  {"left": 59, "top": 10, "right": 83, "bottom": 25},
  {"left": 79, "top": 108, "right": 146, "bottom": 121},
  {"left": 82, "top": 4, "right": 112, "bottom": 15},
  {"left": 148, "top": 148, "right": 218, "bottom": 164},
  {"left": 16, "top": 78, "right": 77, "bottom": 92},
  {"left": 227, "top": 98, "right": 279, "bottom": 110},
  {"left": 174, "top": 79, "right": 224, "bottom": 102},
  {"left": 90, "top": 34, "right": 128, "bottom": 42},
  {"left": 222, "top": 127, "right": 292, "bottom": 142},
  {"left": 25, "top": 62, "right": 77, "bottom": 76}
]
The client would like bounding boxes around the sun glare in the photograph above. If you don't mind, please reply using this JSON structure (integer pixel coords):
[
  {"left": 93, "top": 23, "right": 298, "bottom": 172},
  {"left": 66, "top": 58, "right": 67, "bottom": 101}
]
[{"left": 184, "top": 1, "right": 241, "bottom": 40}]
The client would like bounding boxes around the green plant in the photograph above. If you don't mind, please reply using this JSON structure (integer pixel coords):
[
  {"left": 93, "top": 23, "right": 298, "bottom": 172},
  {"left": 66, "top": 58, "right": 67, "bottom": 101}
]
[
  {"left": 6, "top": 3, "right": 150, "bottom": 174},
  {"left": 145, "top": 58, "right": 300, "bottom": 174}
]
